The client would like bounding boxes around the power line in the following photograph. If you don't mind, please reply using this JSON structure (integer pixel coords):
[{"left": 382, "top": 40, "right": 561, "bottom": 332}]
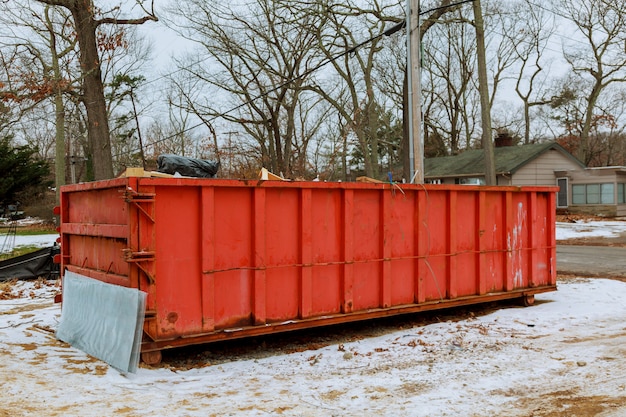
[
  {"left": 115, "top": 0, "right": 596, "bottom": 159},
  {"left": 117, "top": 23, "right": 404, "bottom": 156},
  {"left": 116, "top": 0, "right": 479, "bottom": 158},
  {"left": 129, "top": 0, "right": 581, "bottom": 96}
]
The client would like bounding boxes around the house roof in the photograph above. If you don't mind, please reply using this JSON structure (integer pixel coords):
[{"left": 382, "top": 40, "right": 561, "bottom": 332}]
[{"left": 424, "top": 141, "right": 585, "bottom": 178}]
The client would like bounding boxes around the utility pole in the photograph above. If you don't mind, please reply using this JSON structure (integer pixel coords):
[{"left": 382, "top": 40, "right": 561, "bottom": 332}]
[{"left": 407, "top": 0, "right": 424, "bottom": 183}]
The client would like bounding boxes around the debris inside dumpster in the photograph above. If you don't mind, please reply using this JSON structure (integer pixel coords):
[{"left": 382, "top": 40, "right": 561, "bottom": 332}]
[{"left": 157, "top": 154, "right": 220, "bottom": 178}]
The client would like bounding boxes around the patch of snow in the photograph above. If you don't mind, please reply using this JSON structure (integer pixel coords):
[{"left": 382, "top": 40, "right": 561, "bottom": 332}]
[
  {"left": 556, "top": 220, "right": 626, "bottom": 240},
  {"left": 0, "top": 233, "right": 59, "bottom": 253}
]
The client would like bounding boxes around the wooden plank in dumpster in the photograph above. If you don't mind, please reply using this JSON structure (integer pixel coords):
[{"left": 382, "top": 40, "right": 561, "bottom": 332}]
[{"left": 59, "top": 178, "right": 557, "bottom": 364}]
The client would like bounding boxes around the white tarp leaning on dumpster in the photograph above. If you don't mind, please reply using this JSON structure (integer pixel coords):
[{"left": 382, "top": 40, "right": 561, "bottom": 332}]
[{"left": 56, "top": 270, "right": 146, "bottom": 373}]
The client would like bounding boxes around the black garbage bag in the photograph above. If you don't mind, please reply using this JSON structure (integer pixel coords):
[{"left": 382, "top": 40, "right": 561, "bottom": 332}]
[{"left": 157, "top": 154, "right": 220, "bottom": 178}]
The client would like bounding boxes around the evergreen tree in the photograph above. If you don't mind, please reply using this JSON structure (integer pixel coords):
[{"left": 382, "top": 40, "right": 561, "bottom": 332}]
[{"left": 0, "top": 136, "right": 51, "bottom": 212}]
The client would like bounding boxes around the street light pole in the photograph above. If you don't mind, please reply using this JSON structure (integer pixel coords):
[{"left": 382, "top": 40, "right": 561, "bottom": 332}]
[{"left": 407, "top": 0, "right": 424, "bottom": 183}]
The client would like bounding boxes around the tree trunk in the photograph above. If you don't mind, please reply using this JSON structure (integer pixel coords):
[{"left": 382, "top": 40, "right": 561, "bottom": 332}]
[
  {"left": 48, "top": 10, "right": 65, "bottom": 202},
  {"left": 54, "top": 89, "right": 66, "bottom": 200},
  {"left": 473, "top": 0, "right": 496, "bottom": 185},
  {"left": 524, "top": 101, "right": 531, "bottom": 144},
  {"left": 69, "top": 3, "right": 113, "bottom": 180},
  {"left": 579, "top": 82, "right": 602, "bottom": 165}
]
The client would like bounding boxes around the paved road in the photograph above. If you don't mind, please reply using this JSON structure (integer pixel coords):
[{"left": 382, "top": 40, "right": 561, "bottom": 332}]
[{"left": 557, "top": 245, "right": 626, "bottom": 278}]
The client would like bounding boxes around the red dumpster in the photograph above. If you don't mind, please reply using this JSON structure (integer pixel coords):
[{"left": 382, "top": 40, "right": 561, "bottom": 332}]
[{"left": 58, "top": 177, "right": 557, "bottom": 364}]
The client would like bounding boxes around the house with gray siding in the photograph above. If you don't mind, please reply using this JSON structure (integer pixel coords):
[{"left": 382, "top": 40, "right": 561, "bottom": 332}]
[
  {"left": 424, "top": 141, "right": 626, "bottom": 217},
  {"left": 554, "top": 166, "right": 626, "bottom": 217}
]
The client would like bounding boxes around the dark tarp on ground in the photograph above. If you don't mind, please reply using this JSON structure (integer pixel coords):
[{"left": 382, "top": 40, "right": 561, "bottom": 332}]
[
  {"left": 157, "top": 154, "right": 220, "bottom": 178},
  {"left": 0, "top": 245, "right": 60, "bottom": 281}
]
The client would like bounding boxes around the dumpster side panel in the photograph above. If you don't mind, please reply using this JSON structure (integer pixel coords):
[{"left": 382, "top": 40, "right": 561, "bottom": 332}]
[
  {"left": 62, "top": 180, "right": 130, "bottom": 286},
  {"left": 67, "top": 186, "right": 127, "bottom": 225},
  {"left": 523, "top": 190, "right": 554, "bottom": 288},
  {"left": 480, "top": 191, "right": 506, "bottom": 294},
  {"left": 264, "top": 187, "right": 300, "bottom": 322},
  {"left": 67, "top": 235, "right": 129, "bottom": 279},
  {"left": 509, "top": 192, "right": 531, "bottom": 289},
  {"left": 388, "top": 192, "right": 417, "bottom": 306},
  {"left": 455, "top": 190, "right": 479, "bottom": 297},
  {"left": 210, "top": 187, "right": 254, "bottom": 329},
  {"left": 310, "top": 189, "right": 342, "bottom": 316},
  {"left": 154, "top": 185, "right": 203, "bottom": 337},
  {"left": 418, "top": 190, "right": 449, "bottom": 302},
  {"left": 351, "top": 190, "right": 382, "bottom": 311}
]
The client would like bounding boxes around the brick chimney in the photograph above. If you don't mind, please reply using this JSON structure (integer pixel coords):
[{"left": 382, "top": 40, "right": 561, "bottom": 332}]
[{"left": 495, "top": 130, "right": 514, "bottom": 147}]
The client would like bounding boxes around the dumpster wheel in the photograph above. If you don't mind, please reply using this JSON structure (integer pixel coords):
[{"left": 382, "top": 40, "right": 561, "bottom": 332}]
[
  {"left": 521, "top": 294, "right": 535, "bottom": 307},
  {"left": 142, "top": 350, "right": 162, "bottom": 365}
]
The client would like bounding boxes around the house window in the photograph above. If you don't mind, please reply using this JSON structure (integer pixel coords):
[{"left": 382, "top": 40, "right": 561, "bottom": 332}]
[
  {"left": 601, "top": 184, "right": 614, "bottom": 204},
  {"left": 572, "top": 183, "right": 614, "bottom": 204},
  {"left": 572, "top": 185, "right": 585, "bottom": 204},
  {"left": 456, "top": 177, "right": 485, "bottom": 185},
  {"left": 556, "top": 178, "right": 568, "bottom": 208},
  {"left": 618, "top": 183, "right": 625, "bottom": 204}
]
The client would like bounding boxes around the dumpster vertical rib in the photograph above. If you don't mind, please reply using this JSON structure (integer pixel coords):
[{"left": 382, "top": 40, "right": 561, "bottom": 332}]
[
  {"left": 500, "top": 191, "right": 508, "bottom": 290},
  {"left": 448, "top": 190, "right": 458, "bottom": 299},
  {"left": 529, "top": 192, "right": 537, "bottom": 288},
  {"left": 505, "top": 191, "right": 515, "bottom": 291},
  {"left": 300, "top": 188, "right": 313, "bottom": 318},
  {"left": 253, "top": 187, "right": 267, "bottom": 325},
  {"left": 342, "top": 189, "right": 354, "bottom": 313},
  {"left": 201, "top": 186, "right": 215, "bottom": 332},
  {"left": 59, "top": 186, "right": 71, "bottom": 281},
  {"left": 135, "top": 182, "right": 157, "bottom": 339},
  {"left": 127, "top": 177, "right": 140, "bottom": 290},
  {"left": 477, "top": 191, "right": 487, "bottom": 295},
  {"left": 547, "top": 191, "right": 557, "bottom": 285},
  {"left": 415, "top": 189, "right": 426, "bottom": 304},
  {"left": 381, "top": 190, "right": 392, "bottom": 308},
  {"left": 137, "top": 181, "right": 156, "bottom": 306}
]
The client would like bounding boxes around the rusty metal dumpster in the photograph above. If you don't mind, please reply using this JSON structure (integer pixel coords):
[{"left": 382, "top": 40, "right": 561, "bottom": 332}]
[{"left": 58, "top": 177, "right": 557, "bottom": 364}]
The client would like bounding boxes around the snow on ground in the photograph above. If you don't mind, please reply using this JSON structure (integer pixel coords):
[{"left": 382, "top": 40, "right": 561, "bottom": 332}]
[
  {"left": 0, "top": 234, "right": 59, "bottom": 253},
  {"left": 1, "top": 220, "right": 626, "bottom": 416},
  {"left": 0, "top": 226, "right": 59, "bottom": 254},
  {"left": 556, "top": 219, "right": 626, "bottom": 240},
  {"left": 1, "top": 278, "right": 626, "bottom": 416}
]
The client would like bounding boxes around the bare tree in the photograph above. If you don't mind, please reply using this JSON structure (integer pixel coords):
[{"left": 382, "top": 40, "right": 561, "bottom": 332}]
[
  {"left": 420, "top": 0, "right": 524, "bottom": 157},
  {"left": 557, "top": 0, "right": 626, "bottom": 164},
  {"left": 500, "top": 1, "right": 553, "bottom": 143},
  {"left": 0, "top": 2, "right": 80, "bottom": 198},
  {"left": 299, "top": 0, "right": 403, "bottom": 179},
  {"left": 422, "top": 7, "right": 478, "bottom": 154},
  {"left": 167, "top": 0, "right": 325, "bottom": 178},
  {"left": 33, "top": 0, "right": 157, "bottom": 180}
]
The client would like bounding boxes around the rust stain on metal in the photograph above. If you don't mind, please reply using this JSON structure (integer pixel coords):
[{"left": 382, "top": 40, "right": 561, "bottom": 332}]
[{"left": 167, "top": 312, "right": 178, "bottom": 324}]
